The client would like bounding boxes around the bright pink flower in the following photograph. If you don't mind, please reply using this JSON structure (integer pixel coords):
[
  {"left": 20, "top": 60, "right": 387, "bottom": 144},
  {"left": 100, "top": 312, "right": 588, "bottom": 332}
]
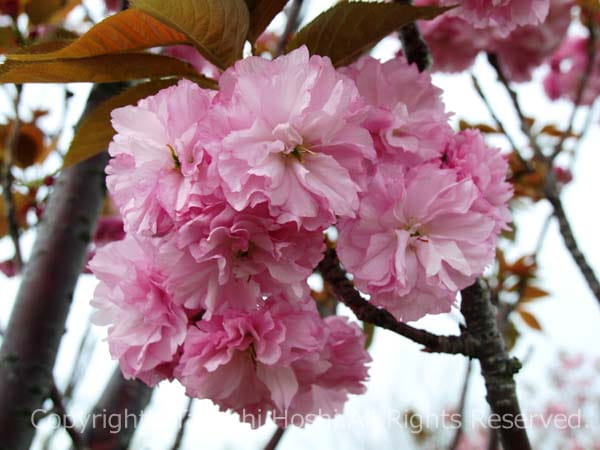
[
  {"left": 340, "top": 55, "right": 451, "bottom": 165},
  {"left": 338, "top": 164, "right": 498, "bottom": 321},
  {"left": 176, "top": 297, "right": 370, "bottom": 427},
  {"left": 164, "top": 202, "right": 325, "bottom": 317},
  {"left": 544, "top": 36, "right": 600, "bottom": 105},
  {"left": 89, "top": 236, "right": 187, "bottom": 386},
  {"left": 0, "top": 259, "right": 16, "bottom": 278},
  {"left": 441, "top": 0, "right": 550, "bottom": 35},
  {"left": 489, "top": 0, "right": 573, "bottom": 82},
  {"left": 107, "top": 79, "right": 217, "bottom": 236},
  {"left": 163, "top": 45, "right": 221, "bottom": 80},
  {"left": 211, "top": 46, "right": 375, "bottom": 230},
  {"left": 442, "top": 130, "right": 513, "bottom": 233}
]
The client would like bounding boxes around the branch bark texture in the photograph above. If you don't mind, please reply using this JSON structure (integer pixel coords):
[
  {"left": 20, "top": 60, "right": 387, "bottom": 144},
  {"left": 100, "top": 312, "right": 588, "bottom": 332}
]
[{"left": 0, "top": 83, "right": 121, "bottom": 450}]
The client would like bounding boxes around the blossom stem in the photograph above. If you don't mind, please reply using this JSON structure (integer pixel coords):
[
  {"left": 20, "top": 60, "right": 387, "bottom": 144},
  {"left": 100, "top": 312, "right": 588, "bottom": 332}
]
[
  {"left": 275, "top": 0, "right": 304, "bottom": 57},
  {"left": 318, "top": 249, "right": 477, "bottom": 356},
  {"left": 460, "top": 280, "right": 531, "bottom": 450}
]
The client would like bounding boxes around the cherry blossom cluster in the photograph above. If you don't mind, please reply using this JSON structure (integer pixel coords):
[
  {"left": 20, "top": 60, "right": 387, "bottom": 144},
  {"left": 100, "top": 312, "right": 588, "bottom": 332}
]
[
  {"left": 90, "top": 46, "right": 511, "bottom": 426},
  {"left": 416, "top": 0, "right": 573, "bottom": 82}
]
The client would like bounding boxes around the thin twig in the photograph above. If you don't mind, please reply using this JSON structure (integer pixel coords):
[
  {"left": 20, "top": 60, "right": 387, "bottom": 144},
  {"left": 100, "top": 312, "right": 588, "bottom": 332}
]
[
  {"left": 318, "top": 249, "right": 477, "bottom": 356},
  {"left": 533, "top": 213, "right": 554, "bottom": 258},
  {"left": 275, "top": 0, "right": 304, "bottom": 57},
  {"left": 470, "top": 74, "right": 528, "bottom": 168},
  {"left": 544, "top": 178, "right": 600, "bottom": 304},
  {"left": 1, "top": 85, "right": 24, "bottom": 271},
  {"left": 487, "top": 53, "right": 545, "bottom": 160},
  {"left": 170, "top": 397, "right": 194, "bottom": 450},
  {"left": 551, "top": 22, "right": 597, "bottom": 162},
  {"left": 264, "top": 427, "right": 286, "bottom": 450},
  {"left": 49, "top": 383, "right": 85, "bottom": 450},
  {"left": 448, "top": 359, "right": 473, "bottom": 450}
]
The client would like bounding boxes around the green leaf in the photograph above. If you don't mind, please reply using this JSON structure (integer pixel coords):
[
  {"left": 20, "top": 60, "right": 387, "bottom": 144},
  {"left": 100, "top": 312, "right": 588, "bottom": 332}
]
[
  {"left": 131, "top": 0, "right": 250, "bottom": 69},
  {"left": 287, "top": 2, "right": 451, "bottom": 67},
  {"left": 9, "top": 9, "right": 189, "bottom": 62},
  {"left": 0, "top": 54, "right": 200, "bottom": 83},
  {"left": 64, "top": 76, "right": 217, "bottom": 168},
  {"left": 245, "top": 0, "right": 288, "bottom": 42}
]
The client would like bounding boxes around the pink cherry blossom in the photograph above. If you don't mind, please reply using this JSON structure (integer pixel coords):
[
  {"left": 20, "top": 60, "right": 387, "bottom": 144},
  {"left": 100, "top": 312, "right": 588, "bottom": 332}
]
[
  {"left": 441, "top": 0, "right": 550, "bottom": 35},
  {"left": 544, "top": 36, "right": 600, "bottom": 105},
  {"left": 284, "top": 316, "right": 371, "bottom": 424},
  {"left": 442, "top": 130, "right": 513, "bottom": 233},
  {"left": 417, "top": 13, "right": 488, "bottom": 74},
  {"left": 163, "top": 45, "right": 221, "bottom": 80},
  {"left": 210, "top": 46, "right": 375, "bottom": 230},
  {"left": 340, "top": 55, "right": 451, "bottom": 166},
  {"left": 337, "top": 164, "right": 498, "bottom": 322},
  {"left": 176, "top": 297, "right": 370, "bottom": 426},
  {"left": 107, "top": 79, "right": 217, "bottom": 237},
  {"left": 89, "top": 236, "right": 187, "bottom": 386},
  {"left": 164, "top": 202, "right": 325, "bottom": 317},
  {"left": 489, "top": 0, "right": 573, "bottom": 82}
]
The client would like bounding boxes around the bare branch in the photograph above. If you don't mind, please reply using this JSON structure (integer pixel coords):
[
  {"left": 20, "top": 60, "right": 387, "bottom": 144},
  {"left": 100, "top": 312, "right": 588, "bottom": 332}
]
[
  {"left": 448, "top": 359, "right": 473, "bottom": 450},
  {"left": 544, "top": 177, "right": 600, "bottom": 304},
  {"left": 275, "top": 0, "right": 304, "bottom": 57},
  {"left": 461, "top": 280, "right": 531, "bottom": 450},
  {"left": 0, "top": 83, "right": 123, "bottom": 450},
  {"left": 169, "top": 397, "right": 194, "bottom": 450},
  {"left": 48, "top": 383, "right": 85, "bottom": 450},
  {"left": 264, "top": 427, "right": 286, "bottom": 450},
  {"left": 318, "top": 249, "right": 477, "bottom": 356},
  {"left": 394, "top": 0, "right": 431, "bottom": 71}
]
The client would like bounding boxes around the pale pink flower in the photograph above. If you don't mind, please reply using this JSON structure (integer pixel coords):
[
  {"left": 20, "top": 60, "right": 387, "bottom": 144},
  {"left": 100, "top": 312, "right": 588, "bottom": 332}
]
[
  {"left": 489, "top": 0, "right": 573, "bottom": 82},
  {"left": 89, "top": 236, "right": 187, "bottom": 386},
  {"left": 340, "top": 55, "right": 451, "bottom": 165},
  {"left": 163, "top": 45, "right": 221, "bottom": 80},
  {"left": 442, "top": 130, "right": 513, "bottom": 233},
  {"left": 164, "top": 202, "right": 325, "bottom": 317},
  {"left": 107, "top": 79, "right": 217, "bottom": 237},
  {"left": 544, "top": 36, "right": 600, "bottom": 105},
  {"left": 211, "top": 46, "right": 375, "bottom": 230},
  {"left": 441, "top": 0, "right": 550, "bottom": 36},
  {"left": 338, "top": 164, "right": 498, "bottom": 321}
]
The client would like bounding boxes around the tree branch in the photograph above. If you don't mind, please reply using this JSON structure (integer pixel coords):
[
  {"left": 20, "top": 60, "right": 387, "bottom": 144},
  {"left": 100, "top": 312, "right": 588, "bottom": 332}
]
[
  {"left": 275, "top": 0, "right": 304, "bottom": 57},
  {"left": 49, "top": 383, "right": 85, "bottom": 450},
  {"left": 318, "top": 249, "right": 477, "bottom": 356},
  {"left": 394, "top": 0, "right": 431, "bottom": 71},
  {"left": 544, "top": 178, "right": 600, "bottom": 304},
  {"left": 169, "top": 397, "right": 194, "bottom": 450},
  {"left": 0, "top": 83, "right": 123, "bottom": 450},
  {"left": 264, "top": 427, "right": 285, "bottom": 450},
  {"left": 82, "top": 367, "right": 153, "bottom": 449},
  {"left": 460, "top": 280, "right": 531, "bottom": 450},
  {"left": 448, "top": 359, "right": 472, "bottom": 450}
]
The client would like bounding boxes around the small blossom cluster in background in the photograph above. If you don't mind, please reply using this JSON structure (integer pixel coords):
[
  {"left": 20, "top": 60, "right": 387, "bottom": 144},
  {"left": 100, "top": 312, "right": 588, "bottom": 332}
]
[{"left": 90, "top": 43, "right": 511, "bottom": 426}]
